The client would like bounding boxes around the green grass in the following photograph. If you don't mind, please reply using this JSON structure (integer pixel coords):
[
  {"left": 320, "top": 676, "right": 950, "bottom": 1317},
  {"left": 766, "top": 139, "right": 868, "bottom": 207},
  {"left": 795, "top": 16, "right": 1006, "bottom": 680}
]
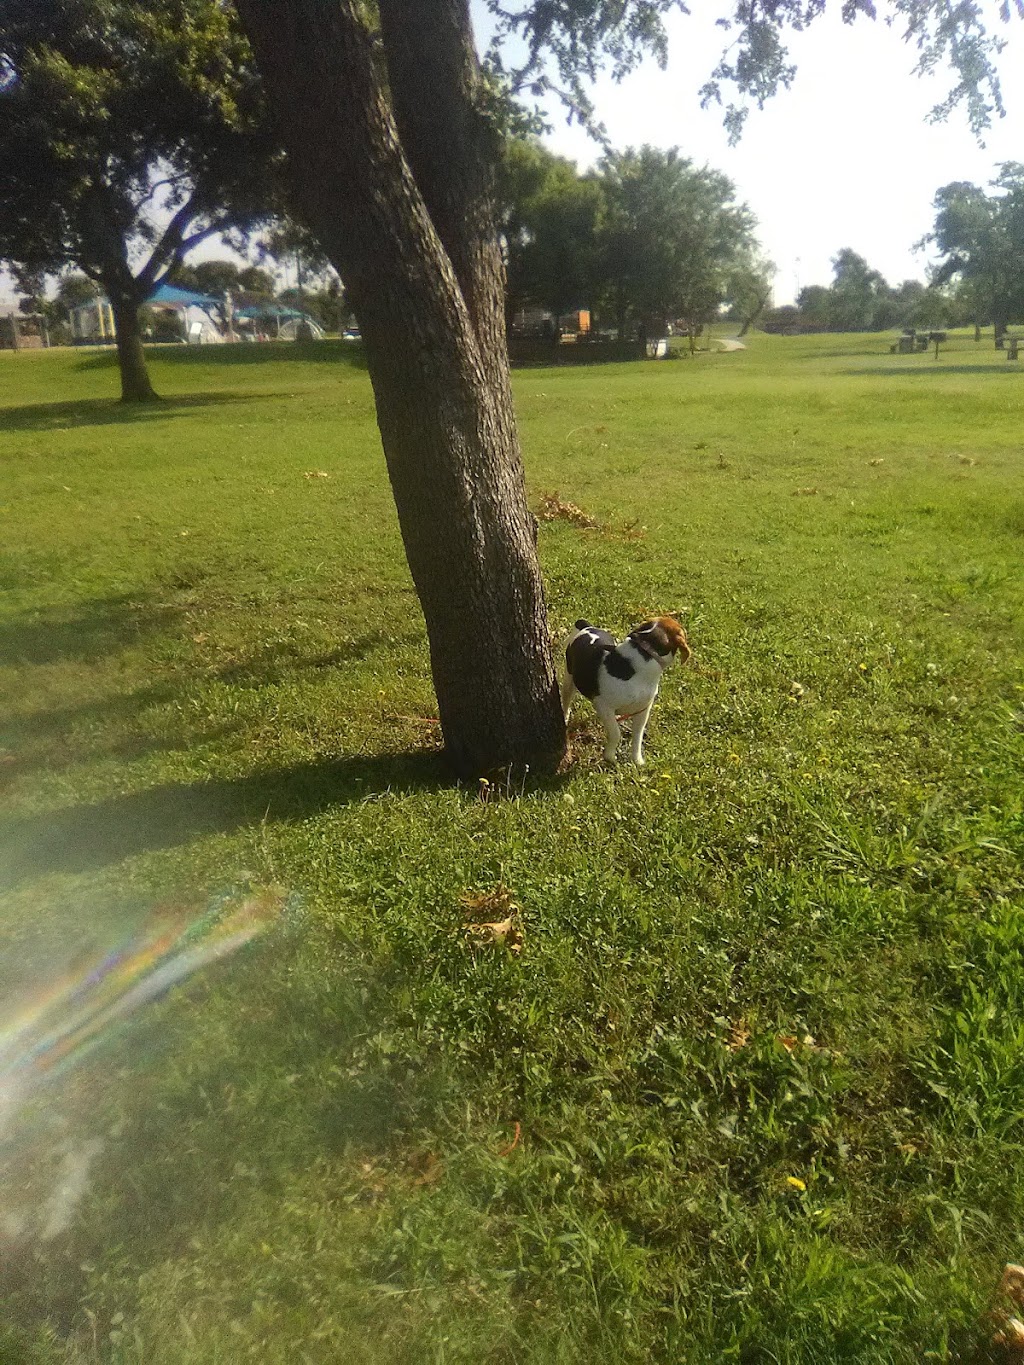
[{"left": 1, "top": 330, "right": 1023, "bottom": 1363}]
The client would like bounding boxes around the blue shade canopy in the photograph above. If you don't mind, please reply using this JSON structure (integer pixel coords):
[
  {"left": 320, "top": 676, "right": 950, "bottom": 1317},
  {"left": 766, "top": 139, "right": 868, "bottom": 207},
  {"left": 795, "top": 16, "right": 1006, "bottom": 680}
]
[
  {"left": 150, "top": 283, "right": 222, "bottom": 307},
  {"left": 233, "top": 303, "right": 308, "bottom": 320}
]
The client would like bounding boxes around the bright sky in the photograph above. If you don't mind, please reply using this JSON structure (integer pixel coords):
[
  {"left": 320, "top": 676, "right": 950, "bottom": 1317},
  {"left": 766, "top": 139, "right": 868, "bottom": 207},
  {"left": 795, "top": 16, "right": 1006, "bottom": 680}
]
[{"left": 506, "top": 4, "right": 1023, "bottom": 304}]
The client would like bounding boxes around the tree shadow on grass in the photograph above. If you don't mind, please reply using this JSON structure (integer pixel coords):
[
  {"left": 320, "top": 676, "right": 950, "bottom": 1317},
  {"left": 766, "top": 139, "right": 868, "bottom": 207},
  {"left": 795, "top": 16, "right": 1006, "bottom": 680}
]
[
  {"left": 0, "top": 591, "right": 186, "bottom": 666},
  {"left": 0, "top": 750, "right": 447, "bottom": 889},
  {"left": 2, "top": 625, "right": 426, "bottom": 784},
  {"left": 0, "top": 390, "right": 271, "bottom": 434},
  {"left": 72, "top": 337, "right": 367, "bottom": 372}
]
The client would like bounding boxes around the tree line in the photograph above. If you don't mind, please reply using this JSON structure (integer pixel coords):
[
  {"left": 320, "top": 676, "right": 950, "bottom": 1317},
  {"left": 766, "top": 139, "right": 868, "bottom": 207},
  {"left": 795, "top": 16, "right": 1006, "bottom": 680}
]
[
  {"left": 762, "top": 169, "right": 1024, "bottom": 342},
  {"left": 500, "top": 140, "right": 772, "bottom": 342}
]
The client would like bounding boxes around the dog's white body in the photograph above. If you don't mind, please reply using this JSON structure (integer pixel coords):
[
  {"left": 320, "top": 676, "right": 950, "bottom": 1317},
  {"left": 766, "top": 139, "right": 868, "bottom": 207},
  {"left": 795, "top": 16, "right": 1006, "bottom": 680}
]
[{"left": 560, "top": 617, "right": 689, "bottom": 765}]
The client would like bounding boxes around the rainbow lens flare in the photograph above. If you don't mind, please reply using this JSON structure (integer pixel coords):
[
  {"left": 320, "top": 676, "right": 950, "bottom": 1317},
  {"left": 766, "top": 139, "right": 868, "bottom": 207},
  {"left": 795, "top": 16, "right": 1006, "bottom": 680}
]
[{"left": 0, "top": 887, "right": 284, "bottom": 1135}]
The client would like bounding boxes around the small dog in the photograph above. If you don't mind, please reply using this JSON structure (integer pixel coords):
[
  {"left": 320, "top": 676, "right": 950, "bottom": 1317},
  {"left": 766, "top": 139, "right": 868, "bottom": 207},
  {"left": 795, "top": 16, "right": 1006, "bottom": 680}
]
[{"left": 560, "top": 616, "right": 690, "bottom": 765}]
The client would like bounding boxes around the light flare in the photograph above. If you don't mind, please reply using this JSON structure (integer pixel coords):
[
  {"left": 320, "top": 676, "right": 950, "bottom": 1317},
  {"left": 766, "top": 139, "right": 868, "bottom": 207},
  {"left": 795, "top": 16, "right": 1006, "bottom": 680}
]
[{"left": 0, "top": 888, "right": 283, "bottom": 1134}]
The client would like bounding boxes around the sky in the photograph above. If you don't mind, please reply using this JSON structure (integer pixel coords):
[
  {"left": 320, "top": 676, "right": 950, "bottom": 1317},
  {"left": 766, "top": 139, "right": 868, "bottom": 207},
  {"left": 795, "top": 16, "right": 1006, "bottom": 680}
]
[
  {"left": 504, "top": 4, "right": 1023, "bottom": 304},
  {"left": 2, "top": 4, "right": 1020, "bottom": 308}
]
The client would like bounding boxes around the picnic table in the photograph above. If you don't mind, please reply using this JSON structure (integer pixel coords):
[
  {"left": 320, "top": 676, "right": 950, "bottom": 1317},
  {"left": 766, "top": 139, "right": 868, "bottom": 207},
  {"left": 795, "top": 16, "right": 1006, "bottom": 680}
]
[{"left": 890, "top": 330, "right": 947, "bottom": 357}]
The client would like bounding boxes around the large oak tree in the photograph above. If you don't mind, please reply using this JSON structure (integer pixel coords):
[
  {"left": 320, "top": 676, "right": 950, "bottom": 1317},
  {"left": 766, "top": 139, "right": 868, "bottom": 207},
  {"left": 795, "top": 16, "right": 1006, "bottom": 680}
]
[{"left": 232, "top": 0, "right": 1017, "bottom": 780}]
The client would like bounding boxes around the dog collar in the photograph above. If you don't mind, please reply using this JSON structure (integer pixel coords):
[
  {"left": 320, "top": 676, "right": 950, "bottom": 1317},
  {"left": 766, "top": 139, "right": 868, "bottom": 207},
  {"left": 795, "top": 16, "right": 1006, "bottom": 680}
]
[{"left": 631, "top": 638, "right": 669, "bottom": 668}]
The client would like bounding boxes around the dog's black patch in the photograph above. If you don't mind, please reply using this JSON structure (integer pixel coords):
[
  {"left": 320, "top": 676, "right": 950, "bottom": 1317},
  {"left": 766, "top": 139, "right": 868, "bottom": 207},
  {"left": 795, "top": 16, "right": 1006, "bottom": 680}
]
[
  {"left": 604, "top": 650, "right": 636, "bottom": 681},
  {"left": 566, "top": 627, "right": 617, "bottom": 699}
]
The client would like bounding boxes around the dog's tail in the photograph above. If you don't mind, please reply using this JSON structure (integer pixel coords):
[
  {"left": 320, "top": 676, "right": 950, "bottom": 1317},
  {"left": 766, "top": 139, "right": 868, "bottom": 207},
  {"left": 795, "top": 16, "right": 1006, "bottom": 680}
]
[{"left": 559, "top": 621, "right": 590, "bottom": 720}]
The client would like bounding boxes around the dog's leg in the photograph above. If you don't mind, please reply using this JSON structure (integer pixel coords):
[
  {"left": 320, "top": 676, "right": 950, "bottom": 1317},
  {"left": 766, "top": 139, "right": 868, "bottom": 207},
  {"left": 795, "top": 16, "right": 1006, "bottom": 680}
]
[
  {"left": 629, "top": 697, "right": 657, "bottom": 766},
  {"left": 559, "top": 671, "right": 577, "bottom": 723},
  {"left": 593, "top": 698, "right": 622, "bottom": 762}
]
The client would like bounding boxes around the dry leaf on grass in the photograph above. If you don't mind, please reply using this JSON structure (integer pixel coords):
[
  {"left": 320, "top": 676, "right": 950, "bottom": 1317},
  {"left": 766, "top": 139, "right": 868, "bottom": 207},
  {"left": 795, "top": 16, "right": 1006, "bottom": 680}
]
[
  {"left": 409, "top": 1153, "right": 443, "bottom": 1186},
  {"left": 464, "top": 914, "right": 523, "bottom": 954},
  {"left": 537, "top": 490, "right": 600, "bottom": 529},
  {"left": 303, "top": 469, "right": 331, "bottom": 479},
  {"left": 777, "top": 1033, "right": 822, "bottom": 1053},
  {"left": 727, "top": 1019, "right": 751, "bottom": 1052},
  {"left": 460, "top": 885, "right": 524, "bottom": 954},
  {"left": 992, "top": 1265, "right": 1024, "bottom": 1352}
]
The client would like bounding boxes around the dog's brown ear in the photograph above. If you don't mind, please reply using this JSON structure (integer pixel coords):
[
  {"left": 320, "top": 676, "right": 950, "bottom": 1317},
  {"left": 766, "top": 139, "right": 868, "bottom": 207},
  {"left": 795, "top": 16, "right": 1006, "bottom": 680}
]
[{"left": 656, "top": 615, "right": 691, "bottom": 661}]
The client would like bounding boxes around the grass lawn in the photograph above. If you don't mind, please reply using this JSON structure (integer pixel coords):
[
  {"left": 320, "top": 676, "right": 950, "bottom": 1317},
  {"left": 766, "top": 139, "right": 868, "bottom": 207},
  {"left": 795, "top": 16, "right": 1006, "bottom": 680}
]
[{"left": 1, "top": 331, "right": 1023, "bottom": 1363}]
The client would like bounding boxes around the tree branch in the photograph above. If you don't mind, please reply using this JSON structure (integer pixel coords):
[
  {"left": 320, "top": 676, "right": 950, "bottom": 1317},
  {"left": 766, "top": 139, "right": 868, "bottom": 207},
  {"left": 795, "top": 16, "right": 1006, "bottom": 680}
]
[{"left": 377, "top": 0, "right": 506, "bottom": 355}]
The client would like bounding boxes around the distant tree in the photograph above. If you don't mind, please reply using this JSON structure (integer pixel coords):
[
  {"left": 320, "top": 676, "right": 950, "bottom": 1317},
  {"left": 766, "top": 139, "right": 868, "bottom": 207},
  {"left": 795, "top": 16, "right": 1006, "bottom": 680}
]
[
  {"left": 827, "top": 249, "right": 891, "bottom": 331},
  {"left": 926, "top": 166, "right": 1024, "bottom": 346},
  {"left": 0, "top": 0, "right": 272, "bottom": 401},
  {"left": 56, "top": 274, "right": 101, "bottom": 313},
  {"left": 170, "top": 259, "right": 243, "bottom": 297},
  {"left": 793, "top": 251, "right": 948, "bottom": 332},
  {"left": 236, "top": 265, "right": 277, "bottom": 299},
  {"left": 760, "top": 303, "right": 801, "bottom": 333},
  {"left": 595, "top": 146, "right": 757, "bottom": 341},
  {"left": 724, "top": 256, "right": 776, "bottom": 335},
  {"left": 13, "top": 266, "right": 45, "bottom": 316},
  {"left": 889, "top": 278, "right": 949, "bottom": 329},
  {"left": 794, "top": 284, "right": 833, "bottom": 332},
  {"left": 258, "top": 219, "right": 336, "bottom": 300},
  {"left": 499, "top": 139, "right": 564, "bottom": 324},
  {"left": 517, "top": 157, "right": 604, "bottom": 327}
]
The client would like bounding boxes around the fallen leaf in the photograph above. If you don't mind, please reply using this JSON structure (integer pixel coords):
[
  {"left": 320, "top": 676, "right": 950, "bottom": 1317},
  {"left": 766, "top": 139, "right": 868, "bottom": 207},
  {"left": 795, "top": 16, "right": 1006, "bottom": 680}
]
[
  {"left": 537, "top": 490, "right": 600, "bottom": 529},
  {"left": 1000, "top": 1265, "right": 1024, "bottom": 1308},
  {"left": 727, "top": 1019, "right": 750, "bottom": 1052},
  {"left": 994, "top": 1318, "right": 1024, "bottom": 1349},
  {"left": 460, "top": 885, "right": 517, "bottom": 917},
  {"left": 786, "top": 1176, "right": 806, "bottom": 1191},
  {"left": 410, "top": 1153, "right": 443, "bottom": 1186},
  {"left": 464, "top": 915, "right": 523, "bottom": 954},
  {"left": 303, "top": 469, "right": 331, "bottom": 479}
]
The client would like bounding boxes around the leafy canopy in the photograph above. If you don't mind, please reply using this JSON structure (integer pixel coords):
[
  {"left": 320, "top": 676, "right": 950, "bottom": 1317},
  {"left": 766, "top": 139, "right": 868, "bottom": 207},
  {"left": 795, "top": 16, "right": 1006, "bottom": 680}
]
[
  {"left": 927, "top": 164, "right": 1024, "bottom": 324},
  {"left": 485, "top": 0, "right": 1022, "bottom": 141},
  {"left": 0, "top": 0, "right": 272, "bottom": 298}
]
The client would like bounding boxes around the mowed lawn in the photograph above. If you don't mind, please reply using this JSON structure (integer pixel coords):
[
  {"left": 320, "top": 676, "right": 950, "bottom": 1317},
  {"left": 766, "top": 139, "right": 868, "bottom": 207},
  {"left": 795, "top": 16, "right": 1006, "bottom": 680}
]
[{"left": 1, "top": 334, "right": 1023, "bottom": 1363}]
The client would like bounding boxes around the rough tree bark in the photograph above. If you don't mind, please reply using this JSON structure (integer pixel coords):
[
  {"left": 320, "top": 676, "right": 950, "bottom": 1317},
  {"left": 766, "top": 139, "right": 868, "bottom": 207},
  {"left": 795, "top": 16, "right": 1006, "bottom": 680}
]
[
  {"left": 109, "top": 293, "right": 157, "bottom": 402},
  {"left": 234, "top": 0, "right": 566, "bottom": 778},
  {"left": 79, "top": 187, "right": 159, "bottom": 403}
]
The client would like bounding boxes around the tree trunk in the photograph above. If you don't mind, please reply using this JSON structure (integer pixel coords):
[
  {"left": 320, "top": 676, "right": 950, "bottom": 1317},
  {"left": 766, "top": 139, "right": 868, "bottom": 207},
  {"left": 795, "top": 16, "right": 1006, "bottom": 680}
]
[
  {"left": 235, "top": 0, "right": 565, "bottom": 778},
  {"left": 110, "top": 296, "right": 158, "bottom": 402}
]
